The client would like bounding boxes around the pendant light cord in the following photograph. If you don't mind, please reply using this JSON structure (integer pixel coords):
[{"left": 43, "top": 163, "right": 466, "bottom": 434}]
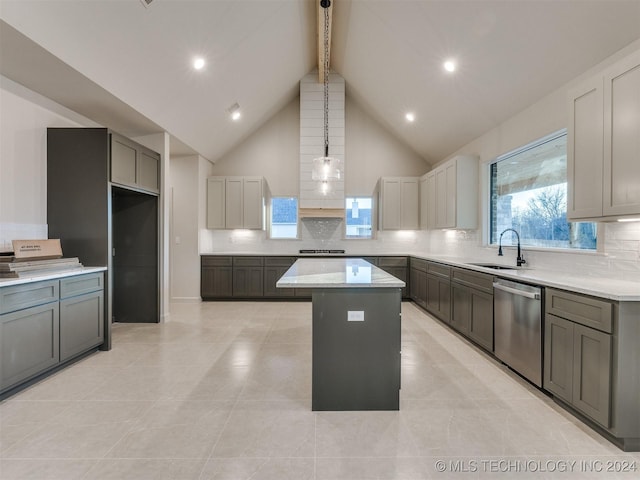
[{"left": 323, "top": 2, "right": 330, "bottom": 158}]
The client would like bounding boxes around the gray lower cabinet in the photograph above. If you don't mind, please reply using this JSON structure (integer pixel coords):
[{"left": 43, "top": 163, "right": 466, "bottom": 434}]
[
  {"left": 450, "top": 283, "right": 470, "bottom": 334},
  {"left": 544, "top": 288, "right": 613, "bottom": 429},
  {"left": 200, "top": 255, "right": 403, "bottom": 300},
  {"left": 59, "top": 273, "right": 105, "bottom": 362},
  {"left": 0, "top": 272, "right": 105, "bottom": 395},
  {"left": 377, "top": 257, "right": 409, "bottom": 299},
  {"left": 264, "top": 257, "right": 296, "bottom": 297},
  {"left": 426, "top": 275, "right": 450, "bottom": 321},
  {"left": 544, "top": 312, "right": 612, "bottom": 428},
  {"left": 201, "top": 256, "right": 233, "bottom": 298},
  {"left": 450, "top": 268, "right": 494, "bottom": 351},
  {"left": 544, "top": 314, "right": 575, "bottom": 403},
  {"left": 233, "top": 257, "right": 264, "bottom": 298},
  {"left": 1, "top": 302, "right": 59, "bottom": 391},
  {"left": 59, "top": 291, "right": 104, "bottom": 362},
  {"left": 425, "top": 261, "right": 451, "bottom": 322},
  {"left": 409, "top": 257, "right": 427, "bottom": 309},
  {"left": 294, "top": 287, "right": 313, "bottom": 299},
  {"left": 572, "top": 323, "right": 611, "bottom": 426}
]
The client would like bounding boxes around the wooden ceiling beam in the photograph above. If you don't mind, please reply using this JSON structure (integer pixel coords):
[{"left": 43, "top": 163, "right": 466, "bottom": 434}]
[{"left": 317, "top": 0, "right": 333, "bottom": 83}]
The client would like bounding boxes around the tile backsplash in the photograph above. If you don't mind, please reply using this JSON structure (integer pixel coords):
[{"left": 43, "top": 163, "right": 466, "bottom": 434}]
[
  {"left": 199, "top": 218, "right": 428, "bottom": 256},
  {"left": 427, "top": 222, "right": 640, "bottom": 282},
  {"left": 200, "top": 220, "right": 640, "bottom": 282},
  {"left": 0, "top": 223, "right": 48, "bottom": 252}
]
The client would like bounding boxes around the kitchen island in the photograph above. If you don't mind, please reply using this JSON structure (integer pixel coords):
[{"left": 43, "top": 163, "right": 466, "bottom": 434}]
[{"left": 277, "top": 258, "right": 404, "bottom": 411}]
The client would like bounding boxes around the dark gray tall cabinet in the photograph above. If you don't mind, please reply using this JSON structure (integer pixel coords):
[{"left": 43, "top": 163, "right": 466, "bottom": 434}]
[{"left": 47, "top": 128, "right": 161, "bottom": 350}]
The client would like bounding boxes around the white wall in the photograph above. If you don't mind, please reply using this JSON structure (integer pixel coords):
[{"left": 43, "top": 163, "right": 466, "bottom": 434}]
[
  {"left": 209, "top": 95, "right": 429, "bottom": 197},
  {"left": 168, "top": 154, "right": 215, "bottom": 302},
  {"left": 427, "top": 40, "right": 640, "bottom": 281},
  {"left": 0, "top": 76, "right": 99, "bottom": 249},
  {"left": 169, "top": 156, "right": 200, "bottom": 301},
  {"left": 207, "top": 98, "right": 300, "bottom": 196}
]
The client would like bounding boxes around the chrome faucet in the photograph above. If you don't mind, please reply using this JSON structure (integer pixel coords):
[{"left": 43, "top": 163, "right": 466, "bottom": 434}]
[{"left": 498, "top": 228, "right": 526, "bottom": 267}]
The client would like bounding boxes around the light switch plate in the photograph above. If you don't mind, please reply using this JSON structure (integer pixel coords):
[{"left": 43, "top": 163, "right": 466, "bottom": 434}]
[{"left": 348, "top": 310, "right": 365, "bottom": 321}]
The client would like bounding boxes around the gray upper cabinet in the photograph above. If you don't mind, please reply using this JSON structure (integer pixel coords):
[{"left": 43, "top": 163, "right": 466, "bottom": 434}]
[
  {"left": 603, "top": 50, "right": 640, "bottom": 217},
  {"left": 419, "top": 175, "right": 429, "bottom": 229},
  {"left": 110, "top": 133, "right": 160, "bottom": 194},
  {"left": 111, "top": 135, "right": 137, "bottom": 186},
  {"left": 206, "top": 177, "right": 226, "bottom": 229},
  {"left": 423, "top": 155, "right": 478, "bottom": 230},
  {"left": 377, "top": 177, "right": 419, "bottom": 230},
  {"left": 568, "top": 49, "right": 640, "bottom": 221},
  {"left": 206, "top": 176, "right": 265, "bottom": 230}
]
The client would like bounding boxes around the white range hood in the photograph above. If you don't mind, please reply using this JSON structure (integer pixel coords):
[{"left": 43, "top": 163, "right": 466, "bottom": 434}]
[{"left": 299, "top": 71, "right": 345, "bottom": 218}]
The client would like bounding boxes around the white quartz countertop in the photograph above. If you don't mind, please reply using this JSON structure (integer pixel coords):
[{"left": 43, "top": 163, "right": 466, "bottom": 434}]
[
  {"left": 277, "top": 258, "right": 405, "bottom": 289},
  {"left": 411, "top": 254, "right": 640, "bottom": 302},
  {"left": 0, "top": 266, "right": 107, "bottom": 288}
]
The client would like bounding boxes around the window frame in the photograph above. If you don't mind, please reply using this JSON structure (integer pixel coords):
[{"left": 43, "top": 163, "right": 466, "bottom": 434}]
[
  {"left": 268, "top": 196, "right": 300, "bottom": 240},
  {"left": 486, "top": 130, "right": 600, "bottom": 253}
]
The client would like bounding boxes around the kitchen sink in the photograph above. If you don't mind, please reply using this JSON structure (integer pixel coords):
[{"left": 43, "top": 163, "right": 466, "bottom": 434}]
[{"left": 466, "top": 263, "right": 519, "bottom": 270}]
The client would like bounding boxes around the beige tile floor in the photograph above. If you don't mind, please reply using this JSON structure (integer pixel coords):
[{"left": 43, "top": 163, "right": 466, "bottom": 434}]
[{"left": 1, "top": 301, "right": 638, "bottom": 479}]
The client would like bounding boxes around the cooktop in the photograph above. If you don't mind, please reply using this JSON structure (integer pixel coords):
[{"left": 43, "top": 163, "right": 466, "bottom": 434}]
[{"left": 299, "top": 249, "right": 346, "bottom": 254}]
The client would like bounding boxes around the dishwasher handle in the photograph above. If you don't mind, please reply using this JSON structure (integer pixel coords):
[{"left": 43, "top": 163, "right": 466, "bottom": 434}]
[{"left": 493, "top": 282, "right": 541, "bottom": 300}]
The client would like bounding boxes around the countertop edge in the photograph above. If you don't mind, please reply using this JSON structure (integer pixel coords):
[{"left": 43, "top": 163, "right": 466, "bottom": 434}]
[
  {"left": 0, "top": 266, "right": 107, "bottom": 288},
  {"left": 276, "top": 258, "right": 405, "bottom": 289},
  {"left": 408, "top": 254, "right": 639, "bottom": 302}
]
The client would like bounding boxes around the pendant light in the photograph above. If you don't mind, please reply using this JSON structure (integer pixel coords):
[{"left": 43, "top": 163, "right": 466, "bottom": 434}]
[{"left": 311, "top": 0, "right": 343, "bottom": 182}]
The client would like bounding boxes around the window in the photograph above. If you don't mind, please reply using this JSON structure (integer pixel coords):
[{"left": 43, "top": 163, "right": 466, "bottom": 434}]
[
  {"left": 490, "top": 132, "right": 596, "bottom": 250},
  {"left": 270, "top": 197, "right": 298, "bottom": 239},
  {"left": 345, "top": 197, "right": 373, "bottom": 239}
]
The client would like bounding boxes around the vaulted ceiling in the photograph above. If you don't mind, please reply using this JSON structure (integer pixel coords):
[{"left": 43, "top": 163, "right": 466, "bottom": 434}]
[{"left": 1, "top": 1, "right": 640, "bottom": 164}]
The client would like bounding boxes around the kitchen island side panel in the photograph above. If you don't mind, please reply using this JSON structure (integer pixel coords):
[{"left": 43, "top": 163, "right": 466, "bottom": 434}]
[{"left": 312, "top": 287, "right": 401, "bottom": 411}]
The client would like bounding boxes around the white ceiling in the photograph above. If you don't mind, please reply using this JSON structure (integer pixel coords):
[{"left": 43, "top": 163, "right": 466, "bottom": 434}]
[{"left": 1, "top": 0, "right": 640, "bottom": 164}]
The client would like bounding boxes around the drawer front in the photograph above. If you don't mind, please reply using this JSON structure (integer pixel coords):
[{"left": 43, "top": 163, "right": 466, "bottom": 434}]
[
  {"left": 378, "top": 256, "right": 407, "bottom": 267},
  {"left": 410, "top": 257, "right": 427, "bottom": 272},
  {"left": 233, "top": 256, "right": 264, "bottom": 267},
  {"left": 452, "top": 268, "right": 494, "bottom": 293},
  {"left": 60, "top": 273, "right": 104, "bottom": 299},
  {"left": 201, "top": 256, "right": 233, "bottom": 267},
  {"left": 426, "top": 262, "right": 451, "bottom": 279},
  {"left": 546, "top": 288, "right": 613, "bottom": 333},
  {"left": 0, "top": 280, "right": 59, "bottom": 315},
  {"left": 264, "top": 257, "right": 296, "bottom": 267}
]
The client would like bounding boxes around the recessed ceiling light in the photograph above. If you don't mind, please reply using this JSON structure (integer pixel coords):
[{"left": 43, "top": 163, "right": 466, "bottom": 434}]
[
  {"left": 443, "top": 59, "right": 456, "bottom": 73},
  {"left": 405, "top": 112, "right": 415, "bottom": 123},
  {"left": 227, "top": 102, "right": 241, "bottom": 121},
  {"left": 193, "top": 57, "right": 205, "bottom": 70}
]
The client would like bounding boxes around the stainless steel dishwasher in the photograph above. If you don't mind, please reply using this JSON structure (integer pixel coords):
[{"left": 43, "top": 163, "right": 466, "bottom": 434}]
[{"left": 493, "top": 279, "right": 543, "bottom": 387}]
